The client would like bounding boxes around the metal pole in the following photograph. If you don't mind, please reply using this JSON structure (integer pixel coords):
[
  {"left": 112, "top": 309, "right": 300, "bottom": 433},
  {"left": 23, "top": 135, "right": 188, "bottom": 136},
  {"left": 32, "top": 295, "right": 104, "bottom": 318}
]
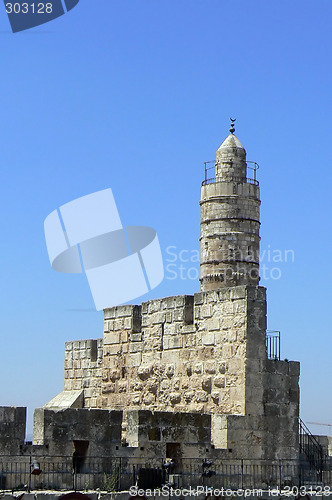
[
  {"left": 28, "top": 455, "right": 31, "bottom": 493},
  {"left": 241, "top": 459, "right": 244, "bottom": 489},
  {"left": 278, "top": 461, "right": 282, "bottom": 491}
]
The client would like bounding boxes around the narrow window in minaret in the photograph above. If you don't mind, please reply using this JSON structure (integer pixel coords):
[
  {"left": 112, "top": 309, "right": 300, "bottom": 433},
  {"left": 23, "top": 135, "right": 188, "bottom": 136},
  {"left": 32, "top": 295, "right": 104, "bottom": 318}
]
[{"left": 248, "top": 245, "right": 252, "bottom": 261}]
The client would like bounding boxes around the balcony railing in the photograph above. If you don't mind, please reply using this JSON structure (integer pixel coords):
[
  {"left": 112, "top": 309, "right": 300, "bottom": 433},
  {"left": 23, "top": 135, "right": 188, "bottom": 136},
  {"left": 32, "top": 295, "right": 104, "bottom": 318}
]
[
  {"left": 202, "top": 176, "right": 259, "bottom": 186},
  {"left": 266, "top": 330, "right": 281, "bottom": 360},
  {"left": 202, "top": 160, "right": 259, "bottom": 186}
]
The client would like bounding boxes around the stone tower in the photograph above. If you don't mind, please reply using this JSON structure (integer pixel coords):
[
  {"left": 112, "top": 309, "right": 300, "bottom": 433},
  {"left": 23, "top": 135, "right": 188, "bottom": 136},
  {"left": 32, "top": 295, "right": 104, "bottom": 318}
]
[
  {"left": 37, "top": 122, "right": 300, "bottom": 463},
  {"left": 200, "top": 120, "right": 260, "bottom": 291}
]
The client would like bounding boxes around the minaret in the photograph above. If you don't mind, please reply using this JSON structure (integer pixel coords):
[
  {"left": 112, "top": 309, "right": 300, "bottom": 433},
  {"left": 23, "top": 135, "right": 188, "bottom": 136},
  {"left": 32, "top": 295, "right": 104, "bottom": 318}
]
[{"left": 199, "top": 119, "right": 261, "bottom": 291}]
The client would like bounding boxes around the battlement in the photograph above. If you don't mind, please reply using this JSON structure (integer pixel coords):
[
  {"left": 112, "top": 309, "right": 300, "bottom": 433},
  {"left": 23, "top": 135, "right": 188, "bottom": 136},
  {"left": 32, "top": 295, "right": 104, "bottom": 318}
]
[
  {"left": 104, "top": 295, "right": 194, "bottom": 332},
  {"left": 64, "top": 338, "right": 103, "bottom": 407}
]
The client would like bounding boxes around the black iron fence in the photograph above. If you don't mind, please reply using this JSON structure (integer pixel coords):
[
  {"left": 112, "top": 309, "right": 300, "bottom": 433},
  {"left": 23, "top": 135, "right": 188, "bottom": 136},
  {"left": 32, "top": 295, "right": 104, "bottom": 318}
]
[
  {"left": 0, "top": 457, "right": 331, "bottom": 492},
  {"left": 299, "top": 418, "right": 324, "bottom": 479}
]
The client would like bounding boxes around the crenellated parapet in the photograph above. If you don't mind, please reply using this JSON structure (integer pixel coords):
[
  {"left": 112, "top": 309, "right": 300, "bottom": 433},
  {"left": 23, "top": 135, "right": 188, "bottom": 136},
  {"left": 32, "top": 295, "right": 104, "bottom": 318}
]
[{"left": 64, "top": 338, "right": 103, "bottom": 407}]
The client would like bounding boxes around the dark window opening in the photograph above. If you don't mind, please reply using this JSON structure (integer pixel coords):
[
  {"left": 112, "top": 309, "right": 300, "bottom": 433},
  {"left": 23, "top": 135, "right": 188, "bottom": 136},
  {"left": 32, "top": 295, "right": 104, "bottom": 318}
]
[
  {"left": 73, "top": 440, "right": 89, "bottom": 473},
  {"left": 148, "top": 427, "right": 161, "bottom": 441},
  {"left": 166, "top": 442, "right": 182, "bottom": 473}
]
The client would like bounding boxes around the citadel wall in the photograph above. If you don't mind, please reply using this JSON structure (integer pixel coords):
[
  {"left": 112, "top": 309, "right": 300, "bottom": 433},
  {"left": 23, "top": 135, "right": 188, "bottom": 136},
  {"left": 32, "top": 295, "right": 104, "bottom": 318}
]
[
  {"left": 66, "top": 286, "right": 259, "bottom": 414},
  {"left": 59, "top": 284, "right": 299, "bottom": 460}
]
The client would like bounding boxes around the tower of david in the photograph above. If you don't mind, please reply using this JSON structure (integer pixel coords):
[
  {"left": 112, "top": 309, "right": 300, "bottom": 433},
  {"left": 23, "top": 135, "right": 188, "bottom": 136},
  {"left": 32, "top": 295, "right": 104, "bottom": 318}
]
[
  {"left": 1, "top": 123, "right": 330, "bottom": 492},
  {"left": 42, "top": 122, "right": 299, "bottom": 462}
]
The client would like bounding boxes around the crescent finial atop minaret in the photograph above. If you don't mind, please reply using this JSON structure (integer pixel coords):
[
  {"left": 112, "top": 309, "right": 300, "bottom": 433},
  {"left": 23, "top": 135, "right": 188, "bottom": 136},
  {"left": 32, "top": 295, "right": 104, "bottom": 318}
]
[{"left": 229, "top": 117, "right": 236, "bottom": 134}]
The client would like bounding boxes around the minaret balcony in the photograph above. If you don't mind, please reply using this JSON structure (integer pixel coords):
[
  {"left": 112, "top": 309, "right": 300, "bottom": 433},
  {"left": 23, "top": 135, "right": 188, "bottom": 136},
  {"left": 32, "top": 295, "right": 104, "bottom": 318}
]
[{"left": 202, "top": 160, "right": 259, "bottom": 186}]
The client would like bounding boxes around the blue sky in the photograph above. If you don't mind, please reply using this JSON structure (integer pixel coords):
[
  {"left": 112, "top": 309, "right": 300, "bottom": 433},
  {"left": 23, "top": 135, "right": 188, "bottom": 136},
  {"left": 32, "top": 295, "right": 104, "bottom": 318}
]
[{"left": 0, "top": 0, "right": 331, "bottom": 437}]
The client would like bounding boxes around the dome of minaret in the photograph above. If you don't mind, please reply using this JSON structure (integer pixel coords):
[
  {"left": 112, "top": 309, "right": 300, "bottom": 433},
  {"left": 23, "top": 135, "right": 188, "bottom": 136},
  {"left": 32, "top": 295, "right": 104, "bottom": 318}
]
[
  {"left": 217, "top": 133, "right": 246, "bottom": 154},
  {"left": 215, "top": 119, "right": 247, "bottom": 179},
  {"left": 216, "top": 119, "right": 246, "bottom": 161}
]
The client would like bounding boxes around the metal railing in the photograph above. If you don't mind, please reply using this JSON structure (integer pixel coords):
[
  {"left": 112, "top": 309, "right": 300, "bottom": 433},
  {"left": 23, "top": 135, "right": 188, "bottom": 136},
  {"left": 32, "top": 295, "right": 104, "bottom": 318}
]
[
  {"left": 266, "top": 330, "right": 281, "bottom": 360},
  {"left": 0, "top": 457, "right": 331, "bottom": 491},
  {"left": 202, "top": 176, "right": 259, "bottom": 186},
  {"left": 299, "top": 418, "right": 324, "bottom": 483},
  {"left": 202, "top": 160, "right": 259, "bottom": 186}
]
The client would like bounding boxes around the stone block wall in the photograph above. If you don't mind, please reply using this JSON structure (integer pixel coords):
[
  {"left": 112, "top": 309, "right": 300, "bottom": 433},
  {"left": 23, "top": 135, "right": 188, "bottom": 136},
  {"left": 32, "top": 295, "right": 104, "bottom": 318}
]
[
  {"left": 263, "top": 360, "right": 300, "bottom": 419},
  {"left": 213, "top": 413, "right": 298, "bottom": 460},
  {"left": 61, "top": 286, "right": 273, "bottom": 420},
  {"left": 126, "top": 410, "right": 211, "bottom": 446},
  {"left": 0, "top": 407, "right": 26, "bottom": 455},
  {"left": 64, "top": 339, "right": 103, "bottom": 407},
  {"left": 212, "top": 358, "right": 299, "bottom": 460},
  {"left": 57, "top": 285, "right": 300, "bottom": 461},
  {"left": 126, "top": 410, "right": 212, "bottom": 460},
  {"left": 100, "top": 286, "right": 260, "bottom": 414},
  {"left": 245, "top": 286, "right": 267, "bottom": 415},
  {"left": 33, "top": 408, "right": 122, "bottom": 457}
]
